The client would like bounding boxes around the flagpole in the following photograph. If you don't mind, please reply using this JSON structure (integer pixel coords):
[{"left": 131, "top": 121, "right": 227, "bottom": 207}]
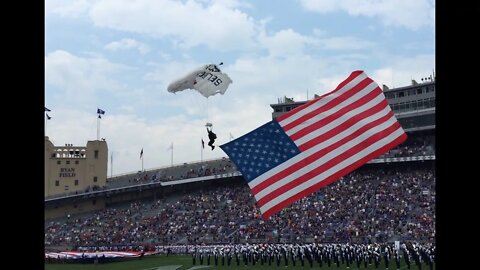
[
  {"left": 96, "top": 109, "right": 105, "bottom": 140},
  {"left": 97, "top": 115, "right": 100, "bottom": 140},
  {"left": 44, "top": 107, "right": 51, "bottom": 136},
  {"left": 170, "top": 142, "right": 173, "bottom": 166},
  {"left": 142, "top": 153, "right": 144, "bottom": 172}
]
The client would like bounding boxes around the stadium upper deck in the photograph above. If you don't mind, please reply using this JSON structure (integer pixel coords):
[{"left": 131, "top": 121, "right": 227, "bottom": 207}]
[{"left": 271, "top": 77, "right": 435, "bottom": 132}]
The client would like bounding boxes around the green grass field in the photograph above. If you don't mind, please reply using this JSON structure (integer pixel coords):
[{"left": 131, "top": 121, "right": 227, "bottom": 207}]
[{"left": 44, "top": 255, "right": 435, "bottom": 270}]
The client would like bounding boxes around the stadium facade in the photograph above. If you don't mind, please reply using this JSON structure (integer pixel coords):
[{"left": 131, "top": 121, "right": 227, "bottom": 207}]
[{"left": 44, "top": 137, "right": 108, "bottom": 218}]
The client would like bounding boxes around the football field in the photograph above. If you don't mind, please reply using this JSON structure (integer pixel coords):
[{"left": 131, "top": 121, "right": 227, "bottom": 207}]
[{"left": 44, "top": 255, "right": 434, "bottom": 270}]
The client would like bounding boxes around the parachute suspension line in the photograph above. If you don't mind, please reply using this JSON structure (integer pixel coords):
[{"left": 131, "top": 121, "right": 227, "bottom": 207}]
[{"left": 205, "top": 97, "right": 211, "bottom": 127}]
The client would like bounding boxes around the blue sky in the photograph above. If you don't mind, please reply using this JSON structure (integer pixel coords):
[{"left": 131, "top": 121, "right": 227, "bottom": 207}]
[{"left": 45, "top": 0, "right": 435, "bottom": 176}]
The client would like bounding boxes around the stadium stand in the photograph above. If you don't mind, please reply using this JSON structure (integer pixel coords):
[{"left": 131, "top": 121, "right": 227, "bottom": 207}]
[{"left": 45, "top": 159, "right": 434, "bottom": 249}]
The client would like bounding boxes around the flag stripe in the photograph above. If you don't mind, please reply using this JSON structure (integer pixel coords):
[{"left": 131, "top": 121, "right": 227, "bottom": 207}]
[
  {"left": 276, "top": 71, "right": 368, "bottom": 125},
  {"left": 250, "top": 108, "right": 396, "bottom": 195},
  {"left": 252, "top": 115, "right": 402, "bottom": 201},
  {"left": 289, "top": 84, "right": 385, "bottom": 143},
  {"left": 282, "top": 77, "right": 375, "bottom": 134},
  {"left": 297, "top": 97, "right": 390, "bottom": 150},
  {"left": 260, "top": 128, "right": 407, "bottom": 219}
]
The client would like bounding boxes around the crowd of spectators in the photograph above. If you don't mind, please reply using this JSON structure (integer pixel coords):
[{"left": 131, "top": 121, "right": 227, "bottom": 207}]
[
  {"left": 377, "top": 134, "right": 434, "bottom": 159},
  {"left": 231, "top": 167, "right": 434, "bottom": 244},
  {"left": 104, "top": 158, "right": 236, "bottom": 189}
]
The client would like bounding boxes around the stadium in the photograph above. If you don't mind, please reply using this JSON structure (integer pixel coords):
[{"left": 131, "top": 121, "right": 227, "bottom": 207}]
[{"left": 45, "top": 77, "right": 435, "bottom": 270}]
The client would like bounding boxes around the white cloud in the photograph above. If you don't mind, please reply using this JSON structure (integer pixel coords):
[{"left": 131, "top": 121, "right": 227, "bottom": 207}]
[
  {"left": 209, "top": 0, "right": 253, "bottom": 9},
  {"left": 104, "top": 38, "right": 150, "bottom": 54},
  {"left": 46, "top": 0, "right": 92, "bottom": 18},
  {"left": 299, "top": 0, "right": 435, "bottom": 30},
  {"left": 299, "top": 0, "right": 339, "bottom": 12},
  {"left": 258, "top": 27, "right": 375, "bottom": 58},
  {"left": 259, "top": 29, "right": 311, "bottom": 57},
  {"left": 88, "top": 0, "right": 261, "bottom": 51},
  {"left": 371, "top": 54, "right": 435, "bottom": 89},
  {"left": 319, "top": 36, "right": 375, "bottom": 50},
  {"left": 45, "top": 50, "right": 131, "bottom": 105}
]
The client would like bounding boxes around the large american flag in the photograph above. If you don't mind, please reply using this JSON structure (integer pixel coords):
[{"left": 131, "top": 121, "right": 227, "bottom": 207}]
[
  {"left": 45, "top": 251, "right": 158, "bottom": 260},
  {"left": 220, "top": 70, "right": 407, "bottom": 219}
]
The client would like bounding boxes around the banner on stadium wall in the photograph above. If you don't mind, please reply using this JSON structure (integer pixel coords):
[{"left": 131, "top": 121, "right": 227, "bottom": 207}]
[
  {"left": 45, "top": 251, "right": 158, "bottom": 261},
  {"left": 369, "top": 155, "right": 435, "bottom": 164}
]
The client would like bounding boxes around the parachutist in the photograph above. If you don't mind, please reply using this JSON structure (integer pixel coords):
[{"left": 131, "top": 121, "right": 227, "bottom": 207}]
[{"left": 207, "top": 127, "right": 217, "bottom": 150}]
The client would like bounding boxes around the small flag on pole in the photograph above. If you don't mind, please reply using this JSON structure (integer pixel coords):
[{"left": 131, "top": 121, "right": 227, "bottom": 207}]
[
  {"left": 140, "top": 148, "right": 143, "bottom": 159},
  {"left": 201, "top": 139, "right": 205, "bottom": 149},
  {"left": 97, "top": 108, "right": 106, "bottom": 115},
  {"left": 46, "top": 114, "right": 51, "bottom": 120},
  {"left": 220, "top": 70, "right": 407, "bottom": 219},
  {"left": 45, "top": 107, "right": 51, "bottom": 112}
]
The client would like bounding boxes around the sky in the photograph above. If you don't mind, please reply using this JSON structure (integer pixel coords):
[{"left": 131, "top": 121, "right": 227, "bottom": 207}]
[{"left": 45, "top": 0, "right": 435, "bottom": 177}]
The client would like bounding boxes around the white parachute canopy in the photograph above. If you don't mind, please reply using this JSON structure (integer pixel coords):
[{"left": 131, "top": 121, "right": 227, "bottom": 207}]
[{"left": 167, "top": 64, "right": 233, "bottom": 98}]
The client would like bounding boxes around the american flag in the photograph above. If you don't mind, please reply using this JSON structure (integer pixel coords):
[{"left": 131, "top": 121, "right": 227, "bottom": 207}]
[
  {"left": 45, "top": 251, "right": 158, "bottom": 260},
  {"left": 220, "top": 70, "right": 407, "bottom": 219}
]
